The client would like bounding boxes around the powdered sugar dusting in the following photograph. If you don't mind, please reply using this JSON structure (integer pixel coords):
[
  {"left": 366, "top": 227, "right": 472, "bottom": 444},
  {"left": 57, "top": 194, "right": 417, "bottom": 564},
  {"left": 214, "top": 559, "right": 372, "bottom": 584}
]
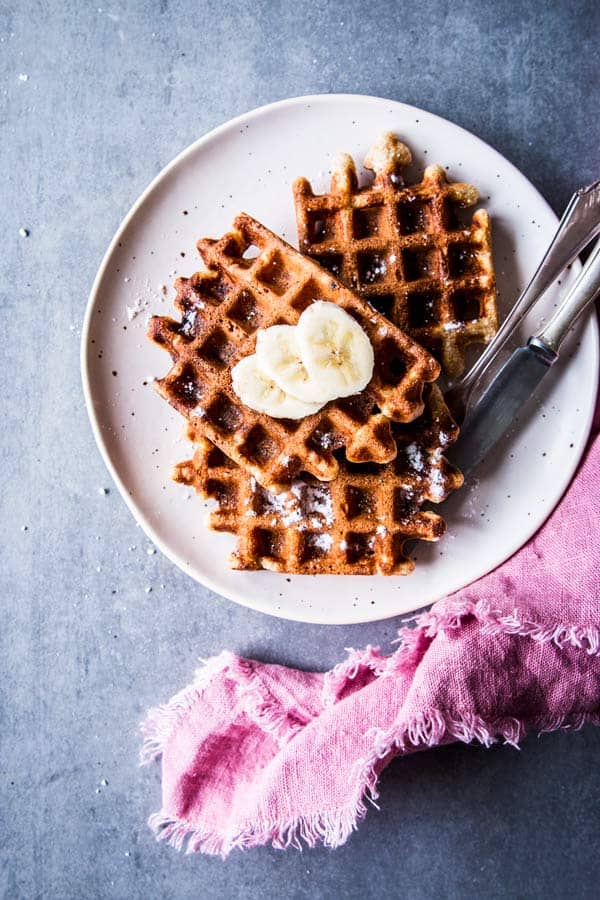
[
  {"left": 405, "top": 442, "right": 425, "bottom": 472},
  {"left": 364, "top": 259, "right": 387, "bottom": 284},
  {"left": 250, "top": 479, "right": 335, "bottom": 530},
  {"left": 126, "top": 296, "right": 148, "bottom": 321},
  {"left": 299, "top": 483, "right": 334, "bottom": 525},
  {"left": 180, "top": 309, "right": 198, "bottom": 336},
  {"left": 429, "top": 467, "right": 446, "bottom": 501},
  {"left": 313, "top": 533, "right": 333, "bottom": 552},
  {"left": 313, "top": 431, "right": 335, "bottom": 451},
  {"left": 427, "top": 449, "right": 447, "bottom": 501}
]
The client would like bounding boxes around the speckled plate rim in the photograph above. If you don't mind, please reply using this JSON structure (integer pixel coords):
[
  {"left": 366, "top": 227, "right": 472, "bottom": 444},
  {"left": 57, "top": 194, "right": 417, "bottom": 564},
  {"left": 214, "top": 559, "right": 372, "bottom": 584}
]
[{"left": 81, "top": 92, "right": 599, "bottom": 624}]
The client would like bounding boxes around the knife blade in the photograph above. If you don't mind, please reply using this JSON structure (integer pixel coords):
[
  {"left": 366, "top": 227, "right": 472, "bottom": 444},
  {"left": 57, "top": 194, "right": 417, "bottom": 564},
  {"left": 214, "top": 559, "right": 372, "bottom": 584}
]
[
  {"left": 448, "top": 236, "right": 600, "bottom": 476},
  {"left": 447, "top": 342, "right": 554, "bottom": 476}
]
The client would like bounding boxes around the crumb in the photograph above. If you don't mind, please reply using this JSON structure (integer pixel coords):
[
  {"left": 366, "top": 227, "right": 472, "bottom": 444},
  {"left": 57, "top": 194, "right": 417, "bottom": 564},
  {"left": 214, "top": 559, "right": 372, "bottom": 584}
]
[{"left": 126, "top": 296, "right": 148, "bottom": 321}]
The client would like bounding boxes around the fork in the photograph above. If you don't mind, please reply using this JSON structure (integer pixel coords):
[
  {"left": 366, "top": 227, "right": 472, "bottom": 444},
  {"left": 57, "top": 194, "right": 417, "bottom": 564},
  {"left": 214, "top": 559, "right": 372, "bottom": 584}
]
[{"left": 445, "top": 179, "right": 600, "bottom": 422}]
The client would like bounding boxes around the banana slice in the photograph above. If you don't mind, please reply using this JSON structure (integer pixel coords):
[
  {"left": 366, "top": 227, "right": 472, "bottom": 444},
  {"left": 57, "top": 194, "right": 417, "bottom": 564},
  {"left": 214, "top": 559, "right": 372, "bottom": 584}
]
[
  {"left": 231, "top": 354, "right": 323, "bottom": 420},
  {"left": 256, "top": 325, "right": 332, "bottom": 404},
  {"left": 298, "top": 301, "right": 374, "bottom": 399}
]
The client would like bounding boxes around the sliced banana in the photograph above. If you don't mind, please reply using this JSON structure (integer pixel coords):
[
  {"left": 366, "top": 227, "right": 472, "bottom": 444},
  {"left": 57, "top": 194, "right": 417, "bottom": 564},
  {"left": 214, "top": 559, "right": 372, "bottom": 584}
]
[
  {"left": 231, "top": 354, "right": 323, "bottom": 420},
  {"left": 298, "top": 301, "right": 374, "bottom": 399},
  {"left": 256, "top": 324, "right": 332, "bottom": 404}
]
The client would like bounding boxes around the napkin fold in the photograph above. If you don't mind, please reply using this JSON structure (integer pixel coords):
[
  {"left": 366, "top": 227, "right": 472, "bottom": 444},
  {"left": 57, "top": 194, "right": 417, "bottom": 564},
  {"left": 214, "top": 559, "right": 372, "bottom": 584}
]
[{"left": 141, "top": 432, "right": 600, "bottom": 857}]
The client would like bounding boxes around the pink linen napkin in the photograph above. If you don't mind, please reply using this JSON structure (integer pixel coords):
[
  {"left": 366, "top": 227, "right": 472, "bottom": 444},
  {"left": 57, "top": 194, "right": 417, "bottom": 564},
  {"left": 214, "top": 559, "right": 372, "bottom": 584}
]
[{"left": 141, "top": 431, "right": 600, "bottom": 857}]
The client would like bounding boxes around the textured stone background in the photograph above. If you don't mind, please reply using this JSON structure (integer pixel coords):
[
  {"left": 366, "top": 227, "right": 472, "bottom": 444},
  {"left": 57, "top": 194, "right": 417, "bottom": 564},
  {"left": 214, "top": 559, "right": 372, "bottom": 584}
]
[{"left": 1, "top": 1, "right": 599, "bottom": 897}]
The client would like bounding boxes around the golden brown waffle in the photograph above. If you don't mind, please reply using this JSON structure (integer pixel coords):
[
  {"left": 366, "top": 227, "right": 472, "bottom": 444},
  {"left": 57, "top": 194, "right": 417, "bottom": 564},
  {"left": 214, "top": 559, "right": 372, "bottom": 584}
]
[
  {"left": 293, "top": 132, "right": 498, "bottom": 379},
  {"left": 149, "top": 213, "right": 440, "bottom": 492},
  {"left": 174, "top": 385, "right": 463, "bottom": 575}
]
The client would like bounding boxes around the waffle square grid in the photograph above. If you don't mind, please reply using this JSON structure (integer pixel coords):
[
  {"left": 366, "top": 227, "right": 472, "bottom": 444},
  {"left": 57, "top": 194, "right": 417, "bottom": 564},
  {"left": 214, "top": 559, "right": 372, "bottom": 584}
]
[
  {"left": 149, "top": 213, "right": 441, "bottom": 492},
  {"left": 175, "top": 385, "right": 464, "bottom": 575},
  {"left": 293, "top": 132, "right": 498, "bottom": 378}
]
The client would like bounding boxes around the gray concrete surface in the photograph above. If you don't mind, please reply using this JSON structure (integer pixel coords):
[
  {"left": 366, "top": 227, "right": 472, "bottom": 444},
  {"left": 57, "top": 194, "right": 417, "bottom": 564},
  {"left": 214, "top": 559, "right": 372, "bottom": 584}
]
[{"left": 2, "top": 1, "right": 600, "bottom": 898}]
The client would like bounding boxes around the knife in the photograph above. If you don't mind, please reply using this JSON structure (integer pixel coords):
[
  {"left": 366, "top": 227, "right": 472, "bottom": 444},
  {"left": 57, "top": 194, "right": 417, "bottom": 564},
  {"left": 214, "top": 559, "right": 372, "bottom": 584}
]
[
  {"left": 449, "top": 237, "right": 600, "bottom": 476},
  {"left": 445, "top": 180, "right": 600, "bottom": 423}
]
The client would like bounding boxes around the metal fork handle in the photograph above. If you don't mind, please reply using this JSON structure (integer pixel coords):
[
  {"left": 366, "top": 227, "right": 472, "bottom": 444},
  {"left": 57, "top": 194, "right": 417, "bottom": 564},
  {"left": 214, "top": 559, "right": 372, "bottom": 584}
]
[
  {"left": 533, "top": 236, "right": 600, "bottom": 353},
  {"left": 454, "top": 179, "right": 600, "bottom": 392}
]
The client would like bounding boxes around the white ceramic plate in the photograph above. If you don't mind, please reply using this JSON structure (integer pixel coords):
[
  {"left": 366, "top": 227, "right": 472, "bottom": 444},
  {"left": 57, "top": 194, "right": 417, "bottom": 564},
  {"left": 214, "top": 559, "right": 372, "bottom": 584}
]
[{"left": 81, "top": 94, "right": 598, "bottom": 625}]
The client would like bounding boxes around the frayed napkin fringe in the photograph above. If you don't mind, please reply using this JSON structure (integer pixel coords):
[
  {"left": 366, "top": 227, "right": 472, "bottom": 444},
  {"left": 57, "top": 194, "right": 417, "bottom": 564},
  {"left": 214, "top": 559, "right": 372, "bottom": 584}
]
[
  {"left": 227, "top": 654, "right": 305, "bottom": 746},
  {"left": 140, "top": 597, "right": 600, "bottom": 854},
  {"left": 144, "top": 703, "right": 600, "bottom": 857},
  {"left": 140, "top": 432, "right": 600, "bottom": 857},
  {"left": 140, "top": 651, "right": 233, "bottom": 765},
  {"left": 140, "top": 650, "right": 303, "bottom": 766},
  {"left": 322, "top": 645, "right": 387, "bottom": 707},
  {"left": 147, "top": 801, "right": 368, "bottom": 858},
  {"left": 141, "top": 600, "right": 599, "bottom": 767},
  {"left": 404, "top": 598, "right": 600, "bottom": 656}
]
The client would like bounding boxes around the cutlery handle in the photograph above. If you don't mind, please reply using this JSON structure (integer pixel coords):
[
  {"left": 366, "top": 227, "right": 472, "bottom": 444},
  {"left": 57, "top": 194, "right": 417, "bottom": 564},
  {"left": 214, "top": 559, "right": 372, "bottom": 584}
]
[
  {"left": 454, "top": 180, "right": 600, "bottom": 389},
  {"left": 534, "top": 237, "right": 600, "bottom": 353}
]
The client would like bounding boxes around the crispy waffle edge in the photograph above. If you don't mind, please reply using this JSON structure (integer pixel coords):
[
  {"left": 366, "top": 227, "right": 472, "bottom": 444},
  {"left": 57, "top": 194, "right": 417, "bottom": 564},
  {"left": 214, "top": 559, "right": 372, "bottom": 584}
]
[
  {"left": 173, "top": 384, "right": 464, "bottom": 576},
  {"left": 148, "top": 211, "right": 443, "bottom": 491},
  {"left": 292, "top": 132, "right": 498, "bottom": 379}
]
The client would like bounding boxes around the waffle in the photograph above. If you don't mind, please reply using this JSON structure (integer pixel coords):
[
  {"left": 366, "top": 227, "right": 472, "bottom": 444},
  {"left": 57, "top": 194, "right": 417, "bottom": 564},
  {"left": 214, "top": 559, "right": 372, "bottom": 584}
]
[
  {"left": 149, "top": 213, "right": 440, "bottom": 492},
  {"left": 293, "top": 132, "right": 498, "bottom": 378},
  {"left": 174, "top": 385, "right": 463, "bottom": 575}
]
